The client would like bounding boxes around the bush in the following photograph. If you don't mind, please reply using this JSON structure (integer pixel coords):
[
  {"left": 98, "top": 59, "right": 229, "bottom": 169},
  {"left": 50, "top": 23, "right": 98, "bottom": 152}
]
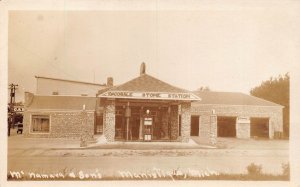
[{"left": 247, "top": 163, "right": 262, "bottom": 175}]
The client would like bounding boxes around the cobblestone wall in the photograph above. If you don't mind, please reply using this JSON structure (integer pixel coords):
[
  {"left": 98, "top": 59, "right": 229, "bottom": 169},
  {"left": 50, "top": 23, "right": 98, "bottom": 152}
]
[
  {"left": 170, "top": 105, "right": 179, "bottom": 140},
  {"left": 23, "top": 111, "right": 94, "bottom": 139},
  {"left": 191, "top": 104, "right": 283, "bottom": 139},
  {"left": 210, "top": 115, "right": 217, "bottom": 145},
  {"left": 236, "top": 121, "right": 250, "bottom": 139},
  {"left": 198, "top": 112, "right": 210, "bottom": 143},
  {"left": 103, "top": 100, "right": 115, "bottom": 142},
  {"left": 181, "top": 102, "right": 191, "bottom": 142}
]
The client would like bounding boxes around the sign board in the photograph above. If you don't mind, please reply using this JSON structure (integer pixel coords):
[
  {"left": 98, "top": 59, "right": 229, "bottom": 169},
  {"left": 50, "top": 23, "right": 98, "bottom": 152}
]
[
  {"left": 99, "top": 91, "right": 201, "bottom": 101},
  {"left": 237, "top": 117, "right": 250, "bottom": 124},
  {"left": 14, "top": 107, "right": 24, "bottom": 112},
  {"left": 144, "top": 117, "right": 152, "bottom": 126}
]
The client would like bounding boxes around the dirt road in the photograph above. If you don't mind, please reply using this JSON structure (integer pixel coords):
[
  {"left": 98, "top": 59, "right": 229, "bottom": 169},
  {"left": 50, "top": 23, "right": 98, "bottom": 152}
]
[{"left": 8, "top": 134, "right": 289, "bottom": 177}]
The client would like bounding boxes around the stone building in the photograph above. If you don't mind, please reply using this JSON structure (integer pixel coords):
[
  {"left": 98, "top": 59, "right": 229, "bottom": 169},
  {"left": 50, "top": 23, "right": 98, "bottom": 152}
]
[
  {"left": 23, "top": 93, "right": 97, "bottom": 139},
  {"left": 190, "top": 91, "right": 283, "bottom": 143},
  {"left": 22, "top": 64, "right": 284, "bottom": 143}
]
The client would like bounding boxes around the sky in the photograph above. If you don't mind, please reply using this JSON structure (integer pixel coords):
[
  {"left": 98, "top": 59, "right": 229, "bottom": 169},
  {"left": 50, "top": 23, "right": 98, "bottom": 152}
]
[{"left": 8, "top": 8, "right": 300, "bottom": 102}]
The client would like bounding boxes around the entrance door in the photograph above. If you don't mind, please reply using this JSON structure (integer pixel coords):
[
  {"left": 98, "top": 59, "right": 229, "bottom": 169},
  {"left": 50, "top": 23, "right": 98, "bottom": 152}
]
[
  {"left": 190, "top": 115, "right": 199, "bottom": 136},
  {"left": 115, "top": 115, "right": 124, "bottom": 140},
  {"left": 130, "top": 115, "right": 140, "bottom": 140}
]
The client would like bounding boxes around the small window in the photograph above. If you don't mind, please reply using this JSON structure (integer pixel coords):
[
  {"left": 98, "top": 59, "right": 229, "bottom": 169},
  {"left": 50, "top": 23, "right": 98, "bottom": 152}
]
[{"left": 31, "top": 115, "right": 50, "bottom": 133}]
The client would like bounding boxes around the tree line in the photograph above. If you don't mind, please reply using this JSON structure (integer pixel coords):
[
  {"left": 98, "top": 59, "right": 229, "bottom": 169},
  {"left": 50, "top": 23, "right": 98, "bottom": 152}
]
[{"left": 250, "top": 73, "right": 290, "bottom": 138}]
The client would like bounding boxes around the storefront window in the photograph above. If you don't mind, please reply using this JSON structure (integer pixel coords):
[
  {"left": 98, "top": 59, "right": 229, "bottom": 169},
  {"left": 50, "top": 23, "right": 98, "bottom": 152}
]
[{"left": 31, "top": 115, "right": 50, "bottom": 133}]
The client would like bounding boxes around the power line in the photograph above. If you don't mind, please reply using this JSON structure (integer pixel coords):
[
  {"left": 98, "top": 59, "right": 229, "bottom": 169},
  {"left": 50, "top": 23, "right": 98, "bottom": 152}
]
[{"left": 8, "top": 83, "right": 18, "bottom": 136}]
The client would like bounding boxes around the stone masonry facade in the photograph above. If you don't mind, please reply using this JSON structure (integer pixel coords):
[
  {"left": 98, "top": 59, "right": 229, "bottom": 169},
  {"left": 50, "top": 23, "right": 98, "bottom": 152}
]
[
  {"left": 180, "top": 102, "right": 191, "bottom": 142},
  {"left": 170, "top": 105, "right": 179, "bottom": 140},
  {"left": 209, "top": 115, "right": 217, "bottom": 144},
  {"left": 103, "top": 99, "right": 115, "bottom": 142},
  {"left": 236, "top": 118, "right": 250, "bottom": 139},
  {"left": 23, "top": 111, "right": 94, "bottom": 139},
  {"left": 191, "top": 104, "right": 283, "bottom": 139}
]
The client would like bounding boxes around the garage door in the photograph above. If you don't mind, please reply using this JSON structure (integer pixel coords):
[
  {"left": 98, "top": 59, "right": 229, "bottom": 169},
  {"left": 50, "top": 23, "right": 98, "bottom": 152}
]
[
  {"left": 217, "top": 116, "right": 236, "bottom": 137},
  {"left": 250, "top": 118, "right": 269, "bottom": 138}
]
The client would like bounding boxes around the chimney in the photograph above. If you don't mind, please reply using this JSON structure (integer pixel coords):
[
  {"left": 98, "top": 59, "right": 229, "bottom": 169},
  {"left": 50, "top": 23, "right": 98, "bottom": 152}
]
[
  {"left": 140, "top": 62, "right": 146, "bottom": 75},
  {"left": 107, "top": 77, "right": 113, "bottom": 87}
]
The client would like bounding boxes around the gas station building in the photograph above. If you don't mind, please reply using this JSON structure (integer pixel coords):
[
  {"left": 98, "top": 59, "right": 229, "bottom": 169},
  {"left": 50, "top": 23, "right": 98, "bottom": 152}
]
[{"left": 23, "top": 64, "right": 283, "bottom": 144}]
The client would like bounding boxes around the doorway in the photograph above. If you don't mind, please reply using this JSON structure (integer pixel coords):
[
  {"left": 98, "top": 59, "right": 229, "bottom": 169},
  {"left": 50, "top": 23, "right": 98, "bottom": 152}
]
[
  {"left": 190, "top": 115, "right": 199, "bottom": 136},
  {"left": 250, "top": 118, "right": 269, "bottom": 138},
  {"left": 217, "top": 116, "right": 236, "bottom": 137}
]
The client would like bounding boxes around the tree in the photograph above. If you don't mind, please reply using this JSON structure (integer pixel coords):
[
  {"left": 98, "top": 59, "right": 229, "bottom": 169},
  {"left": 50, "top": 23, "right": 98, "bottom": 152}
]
[{"left": 250, "top": 73, "right": 289, "bottom": 138}]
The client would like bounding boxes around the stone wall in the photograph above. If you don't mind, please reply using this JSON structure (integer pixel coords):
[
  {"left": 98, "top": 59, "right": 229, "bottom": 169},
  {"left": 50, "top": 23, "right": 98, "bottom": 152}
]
[
  {"left": 23, "top": 110, "right": 94, "bottom": 139},
  {"left": 209, "top": 115, "right": 217, "bottom": 144},
  {"left": 236, "top": 119, "right": 250, "bottom": 139},
  {"left": 103, "top": 99, "right": 115, "bottom": 142},
  {"left": 170, "top": 105, "right": 179, "bottom": 140},
  {"left": 191, "top": 104, "right": 283, "bottom": 139},
  {"left": 180, "top": 102, "right": 191, "bottom": 142},
  {"left": 198, "top": 112, "right": 210, "bottom": 142}
]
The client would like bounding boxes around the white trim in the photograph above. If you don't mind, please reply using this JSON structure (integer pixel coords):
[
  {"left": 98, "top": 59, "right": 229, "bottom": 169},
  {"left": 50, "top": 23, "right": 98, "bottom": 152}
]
[{"left": 99, "top": 90, "right": 201, "bottom": 101}]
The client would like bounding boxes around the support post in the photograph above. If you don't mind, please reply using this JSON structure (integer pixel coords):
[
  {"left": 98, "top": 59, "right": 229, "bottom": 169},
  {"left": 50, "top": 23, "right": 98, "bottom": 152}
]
[
  {"left": 180, "top": 102, "right": 191, "bottom": 142},
  {"left": 125, "top": 102, "right": 131, "bottom": 141}
]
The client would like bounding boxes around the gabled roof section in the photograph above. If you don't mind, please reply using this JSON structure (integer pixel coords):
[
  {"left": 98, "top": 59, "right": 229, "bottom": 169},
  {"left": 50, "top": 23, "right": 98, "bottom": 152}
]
[
  {"left": 110, "top": 74, "right": 188, "bottom": 93},
  {"left": 99, "top": 74, "right": 200, "bottom": 101},
  {"left": 192, "top": 91, "right": 282, "bottom": 107},
  {"left": 27, "top": 95, "right": 97, "bottom": 110}
]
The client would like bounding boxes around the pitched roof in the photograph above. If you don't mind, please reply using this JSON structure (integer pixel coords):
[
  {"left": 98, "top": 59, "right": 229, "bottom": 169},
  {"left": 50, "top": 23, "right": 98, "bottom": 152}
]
[
  {"left": 27, "top": 95, "right": 97, "bottom": 110},
  {"left": 192, "top": 91, "right": 282, "bottom": 107},
  {"left": 99, "top": 73, "right": 200, "bottom": 101},
  {"left": 109, "top": 74, "right": 188, "bottom": 93}
]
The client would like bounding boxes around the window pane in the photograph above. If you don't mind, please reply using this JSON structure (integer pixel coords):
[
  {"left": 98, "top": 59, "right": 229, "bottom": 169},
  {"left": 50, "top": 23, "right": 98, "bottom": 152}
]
[{"left": 31, "top": 115, "right": 49, "bottom": 133}]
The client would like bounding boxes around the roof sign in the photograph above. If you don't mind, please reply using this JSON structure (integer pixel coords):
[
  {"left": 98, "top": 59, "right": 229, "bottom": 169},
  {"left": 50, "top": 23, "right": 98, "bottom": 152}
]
[{"left": 99, "top": 91, "right": 201, "bottom": 101}]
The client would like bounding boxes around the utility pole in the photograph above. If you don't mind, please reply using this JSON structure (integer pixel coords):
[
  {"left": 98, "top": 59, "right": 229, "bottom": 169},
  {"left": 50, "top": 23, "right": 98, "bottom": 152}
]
[{"left": 8, "top": 83, "right": 18, "bottom": 136}]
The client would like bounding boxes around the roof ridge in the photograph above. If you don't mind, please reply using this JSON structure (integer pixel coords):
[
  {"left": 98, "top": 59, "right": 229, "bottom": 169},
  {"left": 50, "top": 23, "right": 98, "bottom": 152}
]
[
  {"left": 107, "top": 75, "right": 142, "bottom": 91},
  {"left": 107, "top": 73, "right": 190, "bottom": 93},
  {"left": 144, "top": 74, "right": 190, "bottom": 93}
]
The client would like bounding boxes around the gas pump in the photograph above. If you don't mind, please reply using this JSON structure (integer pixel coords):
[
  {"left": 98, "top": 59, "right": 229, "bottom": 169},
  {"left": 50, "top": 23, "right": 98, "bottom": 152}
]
[{"left": 143, "top": 109, "right": 153, "bottom": 141}]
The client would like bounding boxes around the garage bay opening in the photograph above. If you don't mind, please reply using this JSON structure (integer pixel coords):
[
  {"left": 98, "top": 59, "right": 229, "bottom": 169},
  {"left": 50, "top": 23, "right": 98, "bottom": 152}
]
[
  {"left": 217, "top": 116, "right": 237, "bottom": 137},
  {"left": 250, "top": 118, "right": 269, "bottom": 138}
]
